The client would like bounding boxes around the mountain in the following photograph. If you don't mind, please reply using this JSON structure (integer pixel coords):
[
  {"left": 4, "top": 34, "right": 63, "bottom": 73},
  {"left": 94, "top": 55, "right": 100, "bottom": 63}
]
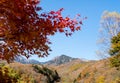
[
  {"left": 1, "top": 55, "right": 120, "bottom": 83},
  {"left": 44, "top": 55, "right": 82, "bottom": 65},
  {"left": 14, "top": 56, "right": 41, "bottom": 64},
  {"left": 14, "top": 55, "right": 93, "bottom": 66}
]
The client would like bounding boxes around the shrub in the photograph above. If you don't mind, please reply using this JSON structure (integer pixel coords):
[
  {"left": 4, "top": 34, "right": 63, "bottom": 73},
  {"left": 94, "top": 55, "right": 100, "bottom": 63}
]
[
  {"left": 33, "top": 65, "right": 61, "bottom": 83},
  {"left": 109, "top": 55, "right": 120, "bottom": 70},
  {"left": 0, "top": 65, "right": 20, "bottom": 83}
]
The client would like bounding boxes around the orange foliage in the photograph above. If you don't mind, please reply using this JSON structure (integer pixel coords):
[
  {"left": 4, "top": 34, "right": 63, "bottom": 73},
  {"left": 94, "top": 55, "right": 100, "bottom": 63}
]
[{"left": 0, "top": 0, "right": 84, "bottom": 62}]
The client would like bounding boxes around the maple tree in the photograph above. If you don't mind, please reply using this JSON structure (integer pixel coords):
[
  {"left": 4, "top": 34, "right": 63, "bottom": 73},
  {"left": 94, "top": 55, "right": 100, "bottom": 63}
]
[{"left": 0, "top": 0, "right": 84, "bottom": 62}]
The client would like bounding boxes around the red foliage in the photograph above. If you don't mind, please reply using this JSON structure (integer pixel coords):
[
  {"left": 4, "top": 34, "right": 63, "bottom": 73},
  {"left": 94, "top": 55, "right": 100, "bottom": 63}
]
[{"left": 0, "top": 0, "right": 84, "bottom": 62}]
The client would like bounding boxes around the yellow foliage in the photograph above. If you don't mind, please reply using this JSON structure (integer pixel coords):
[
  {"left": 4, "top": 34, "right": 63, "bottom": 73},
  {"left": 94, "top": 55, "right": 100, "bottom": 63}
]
[
  {"left": 69, "top": 64, "right": 82, "bottom": 71},
  {"left": 96, "top": 76, "right": 105, "bottom": 83}
]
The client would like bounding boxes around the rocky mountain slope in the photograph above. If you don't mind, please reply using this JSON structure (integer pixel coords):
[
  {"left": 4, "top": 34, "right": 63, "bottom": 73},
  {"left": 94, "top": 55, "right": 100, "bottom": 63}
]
[{"left": 44, "top": 55, "right": 81, "bottom": 65}]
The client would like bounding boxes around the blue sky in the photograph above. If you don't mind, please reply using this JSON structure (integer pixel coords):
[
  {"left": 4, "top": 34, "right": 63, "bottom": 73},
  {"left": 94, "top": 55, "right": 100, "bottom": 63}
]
[{"left": 30, "top": 0, "right": 120, "bottom": 62}]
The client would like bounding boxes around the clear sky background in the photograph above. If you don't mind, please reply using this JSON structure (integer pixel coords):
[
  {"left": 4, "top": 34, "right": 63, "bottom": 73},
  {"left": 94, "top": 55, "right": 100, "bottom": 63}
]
[{"left": 30, "top": 0, "right": 120, "bottom": 62}]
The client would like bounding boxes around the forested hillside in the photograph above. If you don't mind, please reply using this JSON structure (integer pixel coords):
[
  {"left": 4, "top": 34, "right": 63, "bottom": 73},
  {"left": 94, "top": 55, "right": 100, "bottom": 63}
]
[{"left": 0, "top": 55, "right": 120, "bottom": 83}]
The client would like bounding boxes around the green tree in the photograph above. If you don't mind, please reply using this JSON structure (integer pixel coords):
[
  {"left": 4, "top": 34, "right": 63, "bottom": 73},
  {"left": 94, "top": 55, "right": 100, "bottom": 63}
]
[{"left": 109, "top": 32, "right": 120, "bottom": 69}]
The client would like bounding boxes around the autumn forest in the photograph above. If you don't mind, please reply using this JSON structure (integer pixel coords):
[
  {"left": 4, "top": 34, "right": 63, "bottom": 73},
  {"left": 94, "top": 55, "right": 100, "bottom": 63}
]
[{"left": 0, "top": 0, "right": 120, "bottom": 83}]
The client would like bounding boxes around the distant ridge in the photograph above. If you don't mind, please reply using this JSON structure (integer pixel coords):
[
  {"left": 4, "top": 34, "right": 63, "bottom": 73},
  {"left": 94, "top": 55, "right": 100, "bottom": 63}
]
[{"left": 14, "top": 56, "right": 41, "bottom": 64}]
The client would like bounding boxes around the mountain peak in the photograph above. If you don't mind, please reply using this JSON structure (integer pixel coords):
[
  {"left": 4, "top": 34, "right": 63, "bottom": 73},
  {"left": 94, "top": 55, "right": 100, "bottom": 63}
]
[{"left": 45, "top": 55, "right": 78, "bottom": 65}]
